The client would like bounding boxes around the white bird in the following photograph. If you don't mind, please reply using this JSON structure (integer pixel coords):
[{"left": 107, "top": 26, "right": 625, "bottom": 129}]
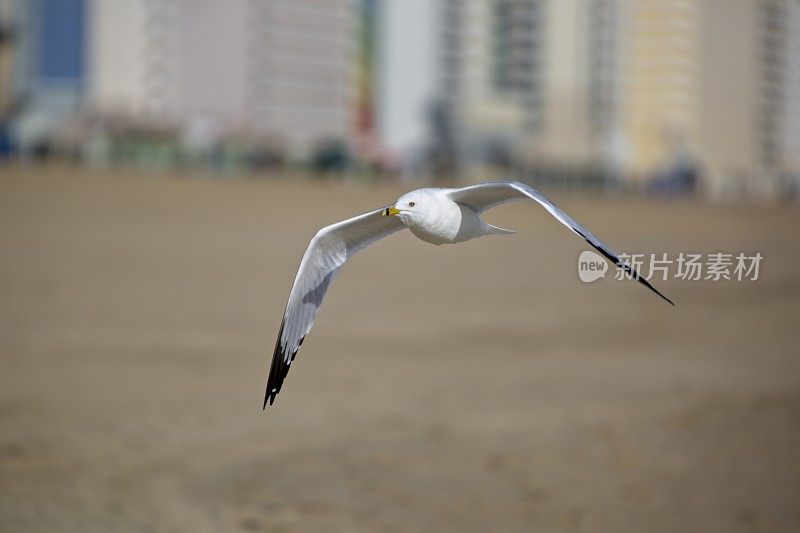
[{"left": 264, "top": 181, "right": 673, "bottom": 407}]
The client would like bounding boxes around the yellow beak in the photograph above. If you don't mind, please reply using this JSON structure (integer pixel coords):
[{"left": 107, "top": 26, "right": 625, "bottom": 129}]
[{"left": 383, "top": 206, "right": 401, "bottom": 216}]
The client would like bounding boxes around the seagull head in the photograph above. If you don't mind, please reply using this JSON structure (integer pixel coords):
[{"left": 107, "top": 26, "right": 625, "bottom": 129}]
[{"left": 382, "top": 191, "right": 429, "bottom": 222}]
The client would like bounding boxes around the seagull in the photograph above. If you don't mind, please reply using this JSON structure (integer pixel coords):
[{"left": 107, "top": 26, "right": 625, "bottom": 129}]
[{"left": 264, "top": 181, "right": 673, "bottom": 407}]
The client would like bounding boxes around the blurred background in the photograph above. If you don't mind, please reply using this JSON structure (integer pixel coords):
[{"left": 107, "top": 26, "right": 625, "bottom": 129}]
[
  {"left": 1, "top": 1, "right": 799, "bottom": 532},
  {"left": 1, "top": 0, "right": 800, "bottom": 197}
]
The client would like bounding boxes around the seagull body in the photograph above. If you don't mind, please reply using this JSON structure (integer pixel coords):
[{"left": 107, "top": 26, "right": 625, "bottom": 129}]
[
  {"left": 389, "top": 187, "right": 513, "bottom": 245},
  {"left": 264, "top": 181, "right": 673, "bottom": 407}
]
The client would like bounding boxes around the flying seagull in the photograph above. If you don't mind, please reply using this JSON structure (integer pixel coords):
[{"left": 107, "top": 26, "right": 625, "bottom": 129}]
[{"left": 264, "top": 181, "right": 673, "bottom": 407}]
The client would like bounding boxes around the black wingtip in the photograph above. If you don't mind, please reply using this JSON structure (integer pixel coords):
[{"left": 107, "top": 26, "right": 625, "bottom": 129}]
[
  {"left": 263, "top": 319, "right": 306, "bottom": 410},
  {"left": 635, "top": 273, "right": 675, "bottom": 307},
  {"left": 263, "top": 319, "right": 286, "bottom": 410},
  {"left": 647, "top": 290, "right": 673, "bottom": 306},
  {"left": 262, "top": 385, "right": 274, "bottom": 410},
  {"left": 574, "top": 233, "right": 675, "bottom": 308}
]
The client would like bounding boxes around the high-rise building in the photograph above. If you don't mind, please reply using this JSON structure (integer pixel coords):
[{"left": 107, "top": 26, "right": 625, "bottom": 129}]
[
  {"left": 377, "top": 0, "right": 800, "bottom": 192},
  {"left": 622, "top": 0, "right": 701, "bottom": 178},
  {"left": 376, "top": 0, "right": 546, "bottom": 171},
  {"left": 692, "top": 0, "right": 800, "bottom": 194},
  {"left": 3, "top": 0, "right": 86, "bottom": 151},
  {"left": 458, "top": 0, "right": 544, "bottom": 156},
  {"left": 780, "top": 0, "right": 800, "bottom": 174},
  {"left": 246, "top": 0, "right": 354, "bottom": 151},
  {"left": 88, "top": 0, "right": 355, "bottom": 154},
  {"left": 0, "top": 1, "right": 14, "bottom": 115},
  {"left": 757, "top": 0, "right": 800, "bottom": 174},
  {"left": 376, "top": 0, "right": 441, "bottom": 162},
  {"left": 540, "top": 0, "right": 800, "bottom": 190}
]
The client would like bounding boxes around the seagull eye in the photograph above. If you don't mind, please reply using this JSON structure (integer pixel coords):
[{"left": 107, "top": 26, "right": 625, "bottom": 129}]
[{"left": 408, "top": 202, "right": 415, "bottom": 207}]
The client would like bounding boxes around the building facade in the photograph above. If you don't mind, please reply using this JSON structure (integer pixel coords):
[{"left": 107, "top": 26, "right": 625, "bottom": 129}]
[
  {"left": 0, "top": 0, "right": 357, "bottom": 157},
  {"left": 87, "top": 0, "right": 355, "bottom": 155},
  {"left": 376, "top": 0, "right": 800, "bottom": 194}
]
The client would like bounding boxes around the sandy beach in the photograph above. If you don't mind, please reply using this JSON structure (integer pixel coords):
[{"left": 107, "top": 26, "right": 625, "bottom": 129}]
[{"left": 1, "top": 166, "right": 799, "bottom": 532}]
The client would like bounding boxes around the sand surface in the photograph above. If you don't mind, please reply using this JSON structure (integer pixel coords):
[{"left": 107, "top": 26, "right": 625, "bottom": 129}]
[{"left": 1, "top": 167, "right": 799, "bottom": 532}]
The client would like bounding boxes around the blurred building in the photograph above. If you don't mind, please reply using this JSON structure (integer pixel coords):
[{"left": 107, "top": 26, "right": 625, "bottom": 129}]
[
  {"left": 624, "top": 0, "right": 800, "bottom": 195},
  {"left": 3, "top": 0, "right": 355, "bottom": 158},
  {"left": 0, "top": 0, "right": 14, "bottom": 157},
  {"left": 2, "top": 0, "right": 799, "bottom": 196},
  {"left": 89, "top": 0, "right": 355, "bottom": 157},
  {"left": 376, "top": 0, "right": 439, "bottom": 163},
  {"left": 376, "top": 0, "right": 545, "bottom": 173},
  {"left": 0, "top": 2, "right": 14, "bottom": 109},
  {"left": 1, "top": 0, "right": 86, "bottom": 153},
  {"left": 782, "top": 2, "right": 800, "bottom": 175},
  {"left": 377, "top": 0, "right": 800, "bottom": 194}
]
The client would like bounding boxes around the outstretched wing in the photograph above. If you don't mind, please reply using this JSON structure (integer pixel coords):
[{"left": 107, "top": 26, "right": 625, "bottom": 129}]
[
  {"left": 447, "top": 181, "right": 674, "bottom": 306},
  {"left": 264, "top": 207, "right": 406, "bottom": 407}
]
